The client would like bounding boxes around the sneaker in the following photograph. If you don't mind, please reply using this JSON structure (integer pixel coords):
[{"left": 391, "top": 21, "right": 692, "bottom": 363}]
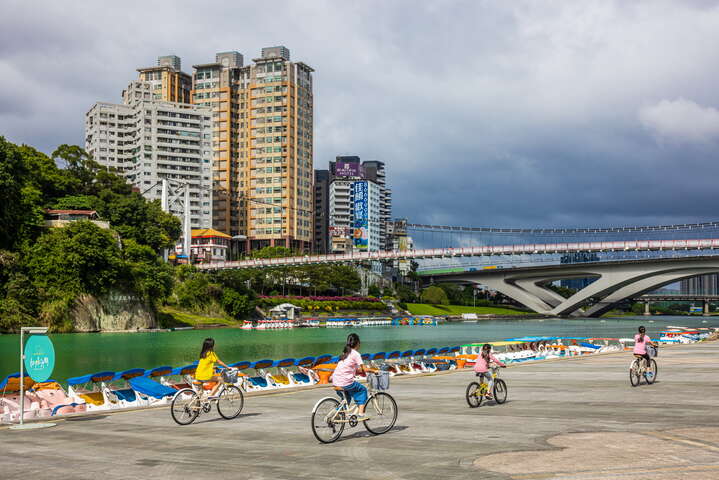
[{"left": 356, "top": 414, "right": 370, "bottom": 422}]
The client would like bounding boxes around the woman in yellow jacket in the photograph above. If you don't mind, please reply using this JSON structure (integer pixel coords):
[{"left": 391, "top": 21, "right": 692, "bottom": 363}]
[{"left": 196, "top": 338, "right": 230, "bottom": 398}]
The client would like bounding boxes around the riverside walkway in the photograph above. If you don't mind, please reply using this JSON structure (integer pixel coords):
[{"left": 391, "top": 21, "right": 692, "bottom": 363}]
[{"left": 2, "top": 342, "right": 718, "bottom": 480}]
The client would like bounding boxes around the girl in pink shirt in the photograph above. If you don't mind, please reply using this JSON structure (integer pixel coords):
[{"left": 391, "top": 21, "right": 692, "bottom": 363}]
[
  {"left": 633, "top": 326, "right": 656, "bottom": 368},
  {"left": 332, "top": 333, "right": 378, "bottom": 420},
  {"left": 473, "top": 344, "right": 506, "bottom": 399}
]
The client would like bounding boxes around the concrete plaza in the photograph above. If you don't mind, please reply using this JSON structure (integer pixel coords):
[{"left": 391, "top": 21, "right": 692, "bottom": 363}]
[{"left": 2, "top": 342, "right": 718, "bottom": 480}]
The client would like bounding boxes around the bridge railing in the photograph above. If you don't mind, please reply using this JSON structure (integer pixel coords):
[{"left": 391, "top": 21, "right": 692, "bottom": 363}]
[{"left": 195, "top": 238, "right": 719, "bottom": 270}]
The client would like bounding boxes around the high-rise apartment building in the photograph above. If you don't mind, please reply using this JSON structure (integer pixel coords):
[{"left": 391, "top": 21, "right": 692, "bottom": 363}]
[
  {"left": 318, "top": 156, "right": 392, "bottom": 253},
  {"left": 85, "top": 79, "right": 213, "bottom": 230},
  {"left": 191, "top": 47, "right": 314, "bottom": 250},
  {"left": 137, "top": 55, "right": 193, "bottom": 104}
]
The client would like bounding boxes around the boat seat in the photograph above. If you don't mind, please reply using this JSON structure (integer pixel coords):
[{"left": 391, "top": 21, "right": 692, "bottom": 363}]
[
  {"left": 271, "top": 375, "right": 290, "bottom": 385},
  {"left": 293, "top": 373, "right": 310, "bottom": 383},
  {"left": 112, "top": 389, "right": 136, "bottom": 403},
  {"left": 248, "top": 377, "right": 268, "bottom": 388},
  {"left": 79, "top": 392, "right": 105, "bottom": 406}
]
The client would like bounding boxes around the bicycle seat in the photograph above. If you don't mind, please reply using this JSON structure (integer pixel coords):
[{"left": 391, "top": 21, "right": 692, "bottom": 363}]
[
  {"left": 333, "top": 386, "right": 344, "bottom": 391},
  {"left": 193, "top": 380, "right": 217, "bottom": 390}
]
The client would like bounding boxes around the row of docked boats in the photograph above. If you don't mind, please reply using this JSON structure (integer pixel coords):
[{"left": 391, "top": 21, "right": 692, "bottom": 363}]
[
  {"left": 239, "top": 317, "right": 410, "bottom": 329},
  {"left": 0, "top": 347, "right": 459, "bottom": 424}
]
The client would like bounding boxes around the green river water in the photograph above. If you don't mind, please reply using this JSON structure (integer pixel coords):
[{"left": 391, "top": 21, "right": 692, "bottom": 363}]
[{"left": 1, "top": 316, "right": 716, "bottom": 384}]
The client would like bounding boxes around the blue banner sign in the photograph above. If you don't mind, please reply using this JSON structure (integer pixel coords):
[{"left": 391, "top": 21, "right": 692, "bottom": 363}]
[
  {"left": 352, "top": 181, "right": 368, "bottom": 249},
  {"left": 24, "top": 335, "right": 55, "bottom": 382}
]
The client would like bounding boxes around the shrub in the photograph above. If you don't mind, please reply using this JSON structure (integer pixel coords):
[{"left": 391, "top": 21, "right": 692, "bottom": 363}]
[{"left": 420, "top": 286, "right": 449, "bottom": 305}]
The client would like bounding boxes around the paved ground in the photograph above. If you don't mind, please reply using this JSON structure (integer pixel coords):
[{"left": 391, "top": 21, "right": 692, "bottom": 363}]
[{"left": 2, "top": 342, "right": 718, "bottom": 480}]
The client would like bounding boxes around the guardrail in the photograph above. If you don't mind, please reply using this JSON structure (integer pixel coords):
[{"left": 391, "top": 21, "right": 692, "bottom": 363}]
[{"left": 196, "top": 238, "right": 719, "bottom": 270}]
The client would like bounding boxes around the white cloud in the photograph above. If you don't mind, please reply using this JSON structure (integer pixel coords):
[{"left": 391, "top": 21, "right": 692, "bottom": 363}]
[{"left": 639, "top": 98, "right": 719, "bottom": 143}]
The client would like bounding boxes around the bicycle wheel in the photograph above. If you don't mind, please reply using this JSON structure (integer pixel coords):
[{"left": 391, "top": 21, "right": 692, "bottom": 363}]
[
  {"left": 217, "top": 385, "right": 244, "bottom": 419},
  {"left": 311, "top": 397, "right": 345, "bottom": 444},
  {"left": 629, "top": 360, "right": 641, "bottom": 387},
  {"left": 171, "top": 389, "right": 200, "bottom": 425},
  {"left": 466, "top": 382, "right": 483, "bottom": 408},
  {"left": 364, "top": 392, "right": 398, "bottom": 435},
  {"left": 493, "top": 379, "right": 508, "bottom": 404},
  {"left": 645, "top": 360, "right": 658, "bottom": 385}
]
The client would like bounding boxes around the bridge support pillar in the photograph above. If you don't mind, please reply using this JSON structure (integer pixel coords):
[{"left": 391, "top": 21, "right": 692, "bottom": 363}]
[
  {"left": 704, "top": 299, "right": 710, "bottom": 316},
  {"left": 644, "top": 301, "right": 651, "bottom": 316}
]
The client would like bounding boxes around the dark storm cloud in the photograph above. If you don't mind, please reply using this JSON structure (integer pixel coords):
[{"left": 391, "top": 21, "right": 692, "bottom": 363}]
[{"left": 2, "top": 0, "right": 719, "bottom": 228}]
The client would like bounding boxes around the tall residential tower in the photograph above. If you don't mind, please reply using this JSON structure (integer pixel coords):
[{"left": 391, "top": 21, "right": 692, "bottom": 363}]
[{"left": 191, "top": 47, "right": 314, "bottom": 250}]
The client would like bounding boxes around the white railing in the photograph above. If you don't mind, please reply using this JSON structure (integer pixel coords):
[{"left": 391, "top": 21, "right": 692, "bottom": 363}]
[{"left": 196, "top": 238, "right": 719, "bottom": 270}]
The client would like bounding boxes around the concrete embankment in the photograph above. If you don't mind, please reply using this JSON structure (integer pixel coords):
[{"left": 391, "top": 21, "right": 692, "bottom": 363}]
[{"left": 2, "top": 341, "right": 718, "bottom": 480}]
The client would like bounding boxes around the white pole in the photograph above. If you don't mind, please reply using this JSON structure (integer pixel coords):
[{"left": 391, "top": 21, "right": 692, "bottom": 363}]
[
  {"left": 161, "top": 179, "right": 169, "bottom": 262},
  {"left": 184, "top": 183, "right": 191, "bottom": 260},
  {"left": 19, "top": 328, "right": 24, "bottom": 426}
]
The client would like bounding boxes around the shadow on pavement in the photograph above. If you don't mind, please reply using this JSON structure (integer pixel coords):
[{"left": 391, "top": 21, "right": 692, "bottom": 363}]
[
  {"left": 334, "top": 425, "right": 410, "bottom": 443},
  {"left": 194, "top": 412, "right": 261, "bottom": 424}
]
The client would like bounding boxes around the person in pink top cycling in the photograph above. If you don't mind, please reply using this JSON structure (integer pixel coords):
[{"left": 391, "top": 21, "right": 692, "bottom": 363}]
[
  {"left": 633, "top": 326, "right": 656, "bottom": 368},
  {"left": 473, "top": 343, "right": 506, "bottom": 399},
  {"left": 331, "top": 333, "right": 378, "bottom": 421}
]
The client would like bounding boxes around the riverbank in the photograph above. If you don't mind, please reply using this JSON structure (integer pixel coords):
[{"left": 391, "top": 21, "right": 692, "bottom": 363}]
[
  {"left": 406, "top": 303, "right": 532, "bottom": 316},
  {"left": 3, "top": 341, "right": 717, "bottom": 479}
]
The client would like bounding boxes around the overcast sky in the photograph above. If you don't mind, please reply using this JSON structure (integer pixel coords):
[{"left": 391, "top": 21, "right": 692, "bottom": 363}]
[{"left": 2, "top": 0, "right": 719, "bottom": 229}]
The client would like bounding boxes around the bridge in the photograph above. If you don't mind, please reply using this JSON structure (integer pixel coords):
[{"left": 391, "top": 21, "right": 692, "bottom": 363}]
[
  {"left": 195, "top": 219, "right": 719, "bottom": 317},
  {"left": 424, "top": 256, "right": 719, "bottom": 317},
  {"left": 197, "top": 238, "right": 719, "bottom": 271}
]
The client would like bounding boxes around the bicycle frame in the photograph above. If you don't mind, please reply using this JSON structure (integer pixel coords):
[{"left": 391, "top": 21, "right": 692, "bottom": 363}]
[{"left": 312, "top": 383, "right": 385, "bottom": 425}]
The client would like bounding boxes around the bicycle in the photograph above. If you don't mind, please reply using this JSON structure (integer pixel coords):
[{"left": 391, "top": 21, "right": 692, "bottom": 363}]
[
  {"left": 311, "top": 372, "right": 398, "bottom": 444},
  {"left": 629, "top": 354, "right": 657, "bottom": 387},
  {"left": 465, "top": 366, "right": 508, "bottom": 408},
  {"left": 170, "top": 368, "right": 244, "bottom": 425}
]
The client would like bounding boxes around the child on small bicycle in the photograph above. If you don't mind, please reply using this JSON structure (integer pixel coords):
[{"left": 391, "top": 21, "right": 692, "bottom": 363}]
[
  {"left": 332, "top": 333, "right": 377, "bottom": 421},
  {"left": 196, "top": 338, "right": 230, "bottom": 398},
  {"left": 473, "top": 344, "right": 506, "bottom": 399},
  {"left": 633, "top": 326, "right": 656, "bottom": 368}
]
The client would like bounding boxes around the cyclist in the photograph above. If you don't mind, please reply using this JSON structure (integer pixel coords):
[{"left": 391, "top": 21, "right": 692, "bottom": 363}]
[
  {"left": 332, "top": 333, "right": 377, "bottom": 421},
  {"left": 473, "top": 343, "right": 506, "bottom": 399},
  {"left": 633, "top": 326, "right": 656, "bottom": 369},
  {"left": 196, "top": 338, "right": 230, "bottom": 398}
]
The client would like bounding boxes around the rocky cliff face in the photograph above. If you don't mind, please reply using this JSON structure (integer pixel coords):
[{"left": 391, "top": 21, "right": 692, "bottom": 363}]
[{"left": 72, "top": 292, "right": 156, "bottom": 332}]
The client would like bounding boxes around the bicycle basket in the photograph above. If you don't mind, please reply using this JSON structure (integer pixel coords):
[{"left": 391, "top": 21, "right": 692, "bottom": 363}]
[
  {"left": 221, "top": 369, "right": 238, "bottom": 384},
  {"left": 647, "top": 345, "right": 658, "bottom": 358},
  {"left": 368, "top": 371, "right": 390, "bottom": 391}
]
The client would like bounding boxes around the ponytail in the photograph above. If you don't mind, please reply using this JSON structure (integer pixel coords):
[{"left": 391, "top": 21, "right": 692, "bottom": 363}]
[
  {"left": 340, "top": 333, "right": 360, "bottom": 361},
  {"left": 638, "top": 326, "right": 646, "bottom": 343}
]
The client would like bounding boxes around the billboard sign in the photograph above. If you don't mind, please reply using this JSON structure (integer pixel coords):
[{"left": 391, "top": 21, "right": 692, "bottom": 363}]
[
  {"left": 352, "top": 181, "right": 368, "bottom": 250},
  {"left": 336, "top": 161, "right": 363, "bottom": 178}
]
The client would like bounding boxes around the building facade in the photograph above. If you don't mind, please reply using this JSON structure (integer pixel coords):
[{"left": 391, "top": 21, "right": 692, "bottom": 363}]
[
  {"left": 680, "top": 275, "right": 719, "bottom": 295},
  {"left": 137, "top": 55, "right": 193, "bottom": 104},
  {"left": 313, "top": 169, "right": 330, "bottom": 253},
  {"left": 85, "top": 79, "right": 213, "bottom": 230},
  {"left": 191, "top": 47, "right": 314, "bottom": 250},
  {"left": 317, "top": 156, "right": 392, "bottom": 254}
]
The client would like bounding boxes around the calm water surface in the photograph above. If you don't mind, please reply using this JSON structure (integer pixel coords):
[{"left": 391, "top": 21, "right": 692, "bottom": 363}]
[{"left": 1, "top": 316, "right": 716, "bottom": 383}]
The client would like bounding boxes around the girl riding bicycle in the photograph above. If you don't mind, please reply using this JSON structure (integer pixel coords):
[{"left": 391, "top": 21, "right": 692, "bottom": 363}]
[
  {"left": 332, "top": 333, "right": 377, "bottom": 421},
  {"left": 633, "top": 326, "right": 656, "bottom": 368},
  {"left": 473, "top": 344, "right": 506, "bottom": 399},
  {"left": 196, "top": 338, "right": 230, "bottom": 398}
]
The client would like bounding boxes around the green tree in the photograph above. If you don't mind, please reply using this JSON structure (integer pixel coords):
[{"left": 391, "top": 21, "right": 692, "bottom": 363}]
[
  {"left": 24, "top": 221, "right": 127, "bottom": 299},
  {"left": 367, "top": 284, "right": 382, "bottom": 297},
  {"left": 221, "top": 288, "right": 254, "bottom": 319},
  {"left": 122, "top": 239, "right": 174, "bottom": 303},
  {"left": 421, "top": 286, "right": 449, "bottom": 305}
]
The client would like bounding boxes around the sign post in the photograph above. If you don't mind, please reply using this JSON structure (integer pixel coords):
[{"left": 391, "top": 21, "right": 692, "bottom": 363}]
[{"left": 10, "top": 327, "right": 56, "bottom": 430}]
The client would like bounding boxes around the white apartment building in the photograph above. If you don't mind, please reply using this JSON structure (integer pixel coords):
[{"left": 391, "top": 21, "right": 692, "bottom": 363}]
[
  {"left": 328, "top": 178, "right": 381, "bottom": 253},
  {"left": 85, "top": 81, "right": 213, "bottom": 230}
]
